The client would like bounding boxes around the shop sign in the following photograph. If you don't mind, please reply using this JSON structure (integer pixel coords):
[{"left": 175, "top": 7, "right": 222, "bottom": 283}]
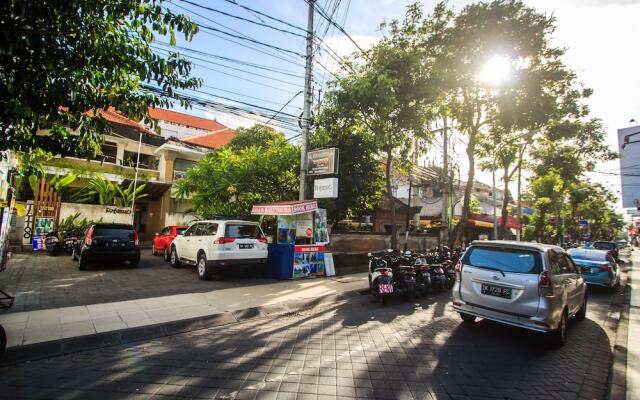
[
  {"left": 105, "top": 207, "right": 132, "bottom": 215},
  {"left": 22, "top": 201, "right": 34, "bottom": 245},
  {"left": 252, "top": 201, "right": 318, "bottom": 216},
  {"left": 296, "top": 212, "right": 314, "bottom": 238},
  {"left": 307, "top": 148, "right": 338, "bottom": 175},
  {"left": 313, "top": 178, "right": 338, "bottom": 198},
  {"left": 293, "top": 245, "right": 327, "bottom": 279}
]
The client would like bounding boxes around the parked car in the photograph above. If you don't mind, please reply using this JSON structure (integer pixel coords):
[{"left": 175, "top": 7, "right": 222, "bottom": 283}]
[
  {"left": 592, "top": 241, "right": 619, "bottom": 259},
  {"left": 616, "top": 239, "right": 627, "bottom": 249},
  {"left": 567, "top": 247, "right": 620, "bottom": 289},
  {"left": 452, "top": 240, "right": 587, "bottom": 346},
  {"left": 152, "top": 225, "right": 187, "bottom": 261},
  {"left": 169, "top": 219, "right": 268, "bottom": 280},
  {"left": 72, "top": 223, "right": 140, "bottom": 270}
]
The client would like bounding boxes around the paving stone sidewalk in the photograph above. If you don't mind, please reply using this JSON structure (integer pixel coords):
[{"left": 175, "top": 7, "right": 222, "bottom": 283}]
[{"left": 0, "top": 276, "right": 622, "bottom": 400}]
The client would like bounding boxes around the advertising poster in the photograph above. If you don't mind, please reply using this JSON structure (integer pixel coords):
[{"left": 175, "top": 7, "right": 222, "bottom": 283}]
[
  {"left": 34, "top": 217, "right": 54, "bottom": 236},
  {"left": 296, "top": 212, "right": 314, "bottom": 238},
  {"left": 314, "top": 209, "right": 329, "bottom": 244},
  {"left": 277, "top": 215, "right": 296, "bottom": 244},
  {"left": 293, "top": 245, "right": 326, "bottom": 279}
]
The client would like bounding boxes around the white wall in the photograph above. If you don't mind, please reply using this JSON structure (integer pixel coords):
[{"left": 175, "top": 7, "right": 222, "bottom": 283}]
[
  {"left": 60, "top": 203, "right": 132, "bottom": 224},
  {"left": 157, "top": 121, "right": 208, "bottom": 140},
  {"left": 164, "top": 211, "right": 198, "bottom": 227}
]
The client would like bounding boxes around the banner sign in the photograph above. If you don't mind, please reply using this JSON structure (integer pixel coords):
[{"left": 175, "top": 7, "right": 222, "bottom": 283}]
[
  {"left": 252, "top": 201, "right": 317, "bottom": 216},
  {"left": 307, "top": 148, "right": 339, "bottom": 176},
  {"left": 313, "top": 178, "right": 338, "bottom": 198},
  {"left": 293, "top": 245, "right": 326, "bottom": 279},
  {"left": 296, "top": 212, "right": 314, "bottom": 238}
]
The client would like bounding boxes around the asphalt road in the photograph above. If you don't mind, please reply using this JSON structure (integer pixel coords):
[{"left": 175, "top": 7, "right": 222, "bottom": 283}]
[{"left": 0, "top": 275, "right": 624, "bottom": 400}]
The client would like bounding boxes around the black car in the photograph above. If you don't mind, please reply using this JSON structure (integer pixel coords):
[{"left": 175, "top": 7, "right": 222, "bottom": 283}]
[{"left": 72, "top": 223, "right": 140, "bottom": 270}]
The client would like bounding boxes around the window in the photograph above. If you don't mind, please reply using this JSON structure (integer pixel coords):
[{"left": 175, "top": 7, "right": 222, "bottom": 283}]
[
  {"left": 176, "top": 227, "right": 187, "bottom": 235},
  {"left": 160, "top": 227, "right": 171, "bottom": 236},
  {"left": 123, "top": 151, "right": 158, "bottom": 170},
  {"left": 173, "top": 159, "right": 197, "bottom": 180},
  {"left": 593, "top": 242, "right": 616, "bottom": 250},
  {"left": 548, "top": 252, "right": 561, "bottom": 275},
  {"left": 203, "top": 223, "right": 219, "bottom": 236},
  {"left": 92, "top": 142, "right": 117, "bottom": 164},
  {"left": 225, "top": 224, "right": 261, "bottom": 239},
  {"left": 184, "top": 224, "right": 198, "bottom": 237},
  {"left": 561, "top": 254, "right": 576, "bottom": 273},
  {"left": 193, "top": 223, "right": 209, "bottom": 236},
  {"left": 462, "top": 246, "right": 543, "bottom": 274}
]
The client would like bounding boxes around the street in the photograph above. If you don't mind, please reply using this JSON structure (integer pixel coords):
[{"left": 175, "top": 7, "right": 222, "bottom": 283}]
[{"left": 0, "top": 277, "right": 622, "bottom": 399}]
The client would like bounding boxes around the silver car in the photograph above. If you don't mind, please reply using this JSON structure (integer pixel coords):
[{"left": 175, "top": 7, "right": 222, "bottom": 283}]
[{"left": 452, "top": 240, "right": 587, "bottom": 346}]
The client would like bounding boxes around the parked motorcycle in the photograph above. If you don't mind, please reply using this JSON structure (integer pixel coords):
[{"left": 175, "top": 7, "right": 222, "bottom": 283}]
[
  {"left": 368, "top": 253, "right": 394, "bottom": 305},
  {"left": 44, "top": 231, "right": 61, "bottom": 255},
  {"left": 411, "top": 252, "right": 430, "bottom": 297},
  {"left": 44, "top": 230, "right": 78, "bottom": 256}
]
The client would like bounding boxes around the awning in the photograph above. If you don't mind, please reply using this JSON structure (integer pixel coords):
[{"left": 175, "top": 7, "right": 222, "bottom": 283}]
[
  {"left": 251, "top": 200, "right": 318, "bottom": 216},
  {"left": 120, "top": 179, "right": 172, "bottom": 200}
]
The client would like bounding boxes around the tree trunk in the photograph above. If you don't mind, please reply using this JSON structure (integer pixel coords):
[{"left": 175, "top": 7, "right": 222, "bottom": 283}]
[
  {"left": 499, "top": 167, "right": 510, "bottom": 239},
  {"left": 385, "top": 149, "right": 397, "bottom": 250},
  {"left": 457, "top": 129, "right": 477, "bottom": 247}
]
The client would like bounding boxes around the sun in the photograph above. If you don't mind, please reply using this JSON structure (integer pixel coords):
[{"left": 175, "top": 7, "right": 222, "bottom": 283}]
[{"left": 478, "top": 55, "right": 512, "bottom": 86}]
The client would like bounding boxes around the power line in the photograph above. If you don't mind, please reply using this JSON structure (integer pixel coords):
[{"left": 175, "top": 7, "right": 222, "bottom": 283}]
[
  {"left": 221, "top": 0, "right": 308, "bottom": 34},
  {"left": 265, "top": 91, "right": 303, "bottom": 125},
  {"left": 174, "top": 0, "right": 307, "bottom": 39},
  {"left": 309, "top": 0, "right": 367, "bottom": 55}
]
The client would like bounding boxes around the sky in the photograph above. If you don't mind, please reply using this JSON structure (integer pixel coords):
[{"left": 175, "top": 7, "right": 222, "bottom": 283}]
[{"left": 162, "top": 0, "right": 640, "bottom": 209}]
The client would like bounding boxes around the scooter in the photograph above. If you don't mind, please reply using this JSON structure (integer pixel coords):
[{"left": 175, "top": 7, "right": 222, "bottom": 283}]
[
  {"left": 411, "top": 252, "right": 431, "bottom": 297},
  {"left": 368, "top": 253, "right": 394, "bottom": 305},
  {"left": 44, "top": 231, "right": 61, "bottom": 255},
  {"left": 392, "top": 263, "right": 417, "bottom": 301}
]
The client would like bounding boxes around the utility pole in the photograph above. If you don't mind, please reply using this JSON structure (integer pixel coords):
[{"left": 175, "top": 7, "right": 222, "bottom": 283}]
[
  {"left": 516, "top": 163, "right": 522, "bottom": 241},
  {"left": 441, "top": 117, "right": 448, "bottom": 245},
  {"left": 492, "top": 167, "right": 498, "bottom": 240},
  {"left": 299, "top": 0, "right": 314, "bottom": 200},
  {"left": 404, "top": 178, "right": 412, "bottom": 252}
]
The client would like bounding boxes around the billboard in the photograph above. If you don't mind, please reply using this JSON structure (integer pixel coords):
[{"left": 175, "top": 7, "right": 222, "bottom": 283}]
[
  {"left": 307, "top": 148, "right": 339, "bottom": 175},
  {"left": 619, "top": 125, "right": 640, "bottom": 208}
]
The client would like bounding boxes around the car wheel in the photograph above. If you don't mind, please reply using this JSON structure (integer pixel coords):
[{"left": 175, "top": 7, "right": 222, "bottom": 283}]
[
  {"left": 460, "top": 312, "right": 476, "bottom": 323},
  {"left": 71, "top": 247, "right": 78, "bottom": 261},
  {"left": 130, "top": 258, "right": 140, "bottom": 268},
  {"left": 576, "top": 294, "right": 587, "bottom": 320},
  {"left": 163, "top": 247, "right": 170, "bottom": 262},
  {"left": 151, "top": 244, "right": 157, "bottom": 256},
  {"left": 552, "top": 310, "right": 568, "bottom": 346},
  {"left": 197, "top": 253, "right": 212, "bottom": 280},
  {"left": 78, "top": 253, "right": 88, "bottom": 271},
  {"left": 170, "top": 246, "right": 181, "bottom": 268}
]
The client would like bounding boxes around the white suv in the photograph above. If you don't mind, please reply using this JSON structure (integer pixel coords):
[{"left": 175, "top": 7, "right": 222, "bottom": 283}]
[{"left": 169, "top": 220, "right": 268, "bottom": 280}]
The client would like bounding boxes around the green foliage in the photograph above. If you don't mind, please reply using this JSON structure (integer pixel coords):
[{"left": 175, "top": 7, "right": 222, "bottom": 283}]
[
  {"left": 0, "top": 0, "right": 201, "bottom": 157},
  {"left": 77, "top": 176, "right": 147, "bottom": 207},
  {"left": 228, "top": 125, "right": 282, "bottom": 150},
  {"left": 174, "top": 132, "right": 299, "bottom": 217}
]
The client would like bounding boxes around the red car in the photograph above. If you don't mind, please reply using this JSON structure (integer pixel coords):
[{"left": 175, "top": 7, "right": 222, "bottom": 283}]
[{"left": 152, "top": 225, "right": 187, "bottom": 261}]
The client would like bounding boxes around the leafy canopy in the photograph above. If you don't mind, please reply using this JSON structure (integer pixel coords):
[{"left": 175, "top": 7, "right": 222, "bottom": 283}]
[
  {"left": 0, "top": 0, "right": 201, "bottom": 157},
  {"left": 174, "top": 127, "right": 299, "bottom": 217}
]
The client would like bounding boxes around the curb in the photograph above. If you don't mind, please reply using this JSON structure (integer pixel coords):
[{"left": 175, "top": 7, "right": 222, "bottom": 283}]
[
  {"left": 608, "top": 259, "right": 632, "bottom": 400},
  {"left": 0, "top": 288, "right": 363, "bottom": 366}
]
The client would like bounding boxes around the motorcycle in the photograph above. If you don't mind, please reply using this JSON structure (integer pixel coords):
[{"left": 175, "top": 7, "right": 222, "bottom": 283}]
[
  {"left": 411, "top": 252, "right": 431, "bottom": 297},
  {"left": 62, "top": 231, "right": 78, "bottom": 255},
  {"left": 44, "top": 230, "right": 78, "bottom": 256},
  {"left": 44, "top": 231, "right": 61, "bottom": 255},
  {"left": 368, "top": 253, "right": 394, "bottom": 305}
]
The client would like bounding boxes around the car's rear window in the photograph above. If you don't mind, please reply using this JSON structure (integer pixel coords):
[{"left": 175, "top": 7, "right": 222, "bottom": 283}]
[
  {"left": 225, "top": 224, "right": 261, "bottom": 239},
  {"left": 567, "top": 249, "right": 607, "bottom": 262},
  {"left": 462, "top": 246, "right": 542, "bottom": 274},
  {"left": 93, "top": 227, "right": 134, "bottom": 239},
  {"left": 594, "top": 242, "right": 616, "bottom": 250},
  {"left": 176, "top": 228, "right": 187, "bottom": 235}
]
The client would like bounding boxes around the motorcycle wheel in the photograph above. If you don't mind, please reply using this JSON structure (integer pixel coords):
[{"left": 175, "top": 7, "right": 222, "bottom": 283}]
[
  {"left": 445, "top": 278, "right": 454, "bottom": 290},
  {"left": 380, "top": 295, "right": 387, "bottom": 305},
  {"left": 419, "top": 285, "right": 429, "bottom": 298}
]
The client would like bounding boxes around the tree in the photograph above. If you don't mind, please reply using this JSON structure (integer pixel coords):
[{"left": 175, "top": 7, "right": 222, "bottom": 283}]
[
  {"left": 228, "top": 125, "right": 281, "bottom": 150},
  {"left": 174, "top": 134, "right": 299, "bottom": 217},
  {"left": 319, "top": 3, "right": 448, "bottom": 249},
  {"left": 310, "top": 115, "right": 384, "bottom": 223},
  {"left": 441, "top": 0, "right": 572, "bottom": 245},
  {"left": 0, "top": 0, "right": 201, "bottom": 157}
]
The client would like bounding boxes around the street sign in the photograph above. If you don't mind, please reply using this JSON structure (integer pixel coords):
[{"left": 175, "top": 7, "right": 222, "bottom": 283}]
[
  {"left": 313, "top": 177, "right": 339, "bottom": 198},
  {"left": 307, "top": 148, "right": 339, "bottom": 175}
]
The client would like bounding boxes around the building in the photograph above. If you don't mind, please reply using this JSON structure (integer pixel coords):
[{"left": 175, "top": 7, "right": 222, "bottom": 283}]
[
  {"left": 618, "top": 124, "right": 640, "bottom": 209},
  {"left": 30, "top": 108, "right": 235, "bottom": 241}
]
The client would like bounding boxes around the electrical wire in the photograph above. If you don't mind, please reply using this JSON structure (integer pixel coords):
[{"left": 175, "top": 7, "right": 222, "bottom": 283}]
[{"left": 221, "top": 0, "right": 308, "bottom": 34}]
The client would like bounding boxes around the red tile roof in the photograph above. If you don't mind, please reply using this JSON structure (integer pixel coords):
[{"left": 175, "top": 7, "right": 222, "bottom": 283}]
[
  {"left": 147, "top": 107, "right": 231, "bottom": 132},
  {"left": 95, "top": 107, "right": 156, "bottom": 135},
  {"left": 182, "top": 130, "right": 235, "bottom": 149}
]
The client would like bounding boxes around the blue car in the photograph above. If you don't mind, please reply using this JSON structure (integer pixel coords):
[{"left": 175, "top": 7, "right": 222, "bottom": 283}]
[{"left": 567, "top": 248, "right": 620, "bottom": 288}]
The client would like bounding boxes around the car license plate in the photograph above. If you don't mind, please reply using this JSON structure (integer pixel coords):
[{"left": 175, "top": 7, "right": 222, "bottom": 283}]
[
  {"left": 239, "top": 244, "right": 253, "bottom": 249},
  {"left": 481, "top": 283, "right": 511, "bottom": 299},
  {"left": 591, "top": 268, "right": 599, "bottom": 274},
  {"left": 378, "top": 283, "right": 393, "bottom": 294}
]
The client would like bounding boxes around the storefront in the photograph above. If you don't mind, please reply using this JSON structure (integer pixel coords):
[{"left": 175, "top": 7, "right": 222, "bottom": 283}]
[{"left": 251, "top": 200, "right": 334, "bottom": 279}]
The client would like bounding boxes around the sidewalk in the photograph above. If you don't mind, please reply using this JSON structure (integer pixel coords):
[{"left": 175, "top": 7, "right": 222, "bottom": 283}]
[
  {"left": 628, "top": 251, "right": 640, "bottom": 400},
  {"left": 0, "top": 273, "right": 368, "bottom": 352}
]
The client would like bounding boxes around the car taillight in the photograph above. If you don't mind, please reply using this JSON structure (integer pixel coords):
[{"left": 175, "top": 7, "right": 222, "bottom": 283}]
[
  {"left": 85, "top": 227, "right": 94, "bottom": 246},
  {"left": 257, "top": 236, "right": 268, "bottom": 243},
  {"left": 454, "top": 261, "right": 462, "bottom": 273},
  {"left": 380, "top": 270, "right": 389, "bottom": 276},
  {"left": 134, "top": 231, "right": 139, "bottom": 246},
  {"left": 213, "top": 237, "right": 236, "bottom": 244},
  {"left": 599, "top": 265, "right": 612, "bottom": 272},
  {"left": 539, "top": 271, "right": 551, "bottom": 287}
]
